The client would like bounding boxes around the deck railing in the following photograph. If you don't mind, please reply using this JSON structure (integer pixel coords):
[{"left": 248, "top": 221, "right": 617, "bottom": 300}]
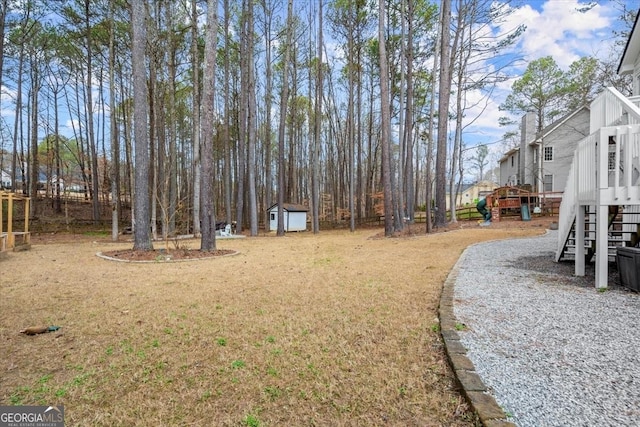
[
  {"left": 555, "top": 156, "right": 578, "bottom": 261},
  {"left": 555, "top": 133, "right": 597, "bottom": 261},
  {"left": 557, "top": 87, "right": 640, "bottom": 287},
  {"left": 590, "top": 87, "right": 640, "bottom": 132}
]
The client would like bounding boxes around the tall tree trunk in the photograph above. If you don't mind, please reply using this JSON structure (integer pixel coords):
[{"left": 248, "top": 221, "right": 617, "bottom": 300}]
[
  {"left": 132, "top": 0, "right": 153, "bottom": 250},
  {"left": 365, "top": 61, "right": 375, "bottom": 218},
  {"left": 247, "top": 0, "right": 258, "bottom": 236},
  {"left": 311, "top": 0, "right": 322, "bottom": 234},
  {"left": 435, "top": 0, "right": 452, "bottom": 228},
  {"left": 277, "top": 0, "right": 293, "bottom": 236},
  {"left": 262, "top": 0, "right": 273, "bottom": 232},
  {"left": 378, "top": 0, "right": 393, "bottom": 236},
  {"left": 119, "top": 65, "right": 134, "bottom": 227},
  {"left": 0, "top": 0, "right": 7, "bottom": 103},
  {"left": 224, "top": 0, "right": 233, "bottom": 226},
  {"left": 425, "top": 2, "right": 441, "bottom": 234},
  {"left": 148, "top": 59, "right": 158, "bottom": 240},
  {"left": 356, "top": 46, "right": 363, "bottom": 221},
  {"left": 78, "top": 72, "right": 91, "bottom": 200},
  {"left": 347, "top": 26, "right": 355, "bottom": 232},
  {"left": 11, "top": 33, "right": 25, "bottom": 193},
  {"left": 98, "top": 66, "right": 109, "bottom": 212},
  {"left": 236, "top": 0, "right": 248, "bottom": 233},
  {"left": 191, "top": 0, "right": 201, "bottom": 237},
  {"left": 53, "top": 90, "right": 62, "bottom": 214},
  {"left": 83, "top": 0, "right": 100, "bottom": 224},
  {"left": 108, "top": 9, "right": 121, "bottom": 237},
  {"left": 200, "top": 0, "right": 218, "bottom": 250},
  {"left": 167, "top": 3, "right": 178, "bottom": 236},
  {"left": 0, "top": 0, "right": 8, "bottom": 177},
  {"left": 448, "top": 0, "right": 466, "bottom": 224},
  {"left": 404, "top": 0, "right": 416, "bottom": 222},
  {"left": 29, "top": 69, "right": 39, "bottom": 218},
  {"left": 397, "top": 0, "right": 406, "bottom": 229}
]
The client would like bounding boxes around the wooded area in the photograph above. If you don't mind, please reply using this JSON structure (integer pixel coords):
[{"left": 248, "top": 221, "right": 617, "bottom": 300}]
[{"left": 0, "top": 0, "right": 634, "bottom": 247}]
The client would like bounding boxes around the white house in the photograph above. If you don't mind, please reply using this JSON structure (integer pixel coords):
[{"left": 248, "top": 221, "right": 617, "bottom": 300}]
[
  {"left": 556, "top": 9, "right": 640, "bottom": 289},
  {"left": 499, "top": 106, "right": 590, "bottom": 195},
  {"left": 447, "top": 180, "right": 498, "bottom": 209},
  {"left": 267, "top": 203, "right": 308, "bottom": 232},
  {"left": 1, "top": 170, "right": 10, "bottom": 189}
]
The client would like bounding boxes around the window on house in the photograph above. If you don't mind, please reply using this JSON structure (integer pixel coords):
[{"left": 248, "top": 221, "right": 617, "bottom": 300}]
[
  {"left": 544, "top": 146, "right": 553, "bottom": 161},
  {"left": 511, "top": 156, "right": 514, "bottom": 167},
  {"left": 270, "top": 213, "right": 275, "bottom": 221},
  {"left": 543, "top": 174, "right": 553, "bottom": 192}
]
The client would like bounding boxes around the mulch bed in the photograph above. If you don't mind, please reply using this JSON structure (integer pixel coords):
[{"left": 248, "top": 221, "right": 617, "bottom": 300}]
[{"left": 100, "top": 248, "right": 235, "bottom": 261}]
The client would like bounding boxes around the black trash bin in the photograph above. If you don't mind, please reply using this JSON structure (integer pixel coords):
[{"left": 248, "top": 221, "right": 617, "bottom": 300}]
[{"left": 616, "top": 247, "right": 640, "bottom": 292}]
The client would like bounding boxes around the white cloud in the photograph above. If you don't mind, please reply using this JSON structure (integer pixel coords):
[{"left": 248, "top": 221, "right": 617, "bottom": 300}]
[
  {"left": 461, "top": 0, "right": 625, "bottom": 157},
  {"left": 64, "top": 119, "right": 80, "bottom": 136},
  {"left": 498, "top": 0, "right": 618, "bottom": 67},
  {"left": 0, "top": 86, "right": 17, "bottom": 136},
  {"left": 325, "top": 40, "right": 345, "bottom": 63}
]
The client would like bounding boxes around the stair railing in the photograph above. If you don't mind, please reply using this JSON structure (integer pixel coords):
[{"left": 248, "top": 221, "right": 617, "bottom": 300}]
[
  {"left": 590, "top": 87, "right": 640, "bottom": 131},
  {"left": 557, "top": 86, "right": 640, "bottom": 265},
  {"left": 555, "top": 133, "right": 597, "bottom": 261}
]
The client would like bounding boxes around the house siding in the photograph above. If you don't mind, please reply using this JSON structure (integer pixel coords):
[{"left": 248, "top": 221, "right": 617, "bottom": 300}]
[
  {"left": 499, "top": 151, "right": 519, "bottom": 186},
  {"left": 500, "top": 107, "right": 590, "bottom": 194},
  {"left": 534, "top": 108, "right": 590, "bottom": 193}
]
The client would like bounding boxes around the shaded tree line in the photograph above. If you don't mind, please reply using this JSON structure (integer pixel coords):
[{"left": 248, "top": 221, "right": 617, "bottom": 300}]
[{"left": 0, "top": 0, "right": 631, "bottom": 246}]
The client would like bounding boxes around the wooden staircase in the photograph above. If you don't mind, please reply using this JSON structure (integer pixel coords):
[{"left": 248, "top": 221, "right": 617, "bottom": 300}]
[
  {"left": 555, "top": 87, "right": 640, "bottom": 288},
  {"left": 558, "top": 205, "right": 640, "bottom": 263}
]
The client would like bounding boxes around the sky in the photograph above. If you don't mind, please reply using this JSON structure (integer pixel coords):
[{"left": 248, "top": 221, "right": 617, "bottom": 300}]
[{"left": 462, "top": 0, "right": 628, "bottom": 174}]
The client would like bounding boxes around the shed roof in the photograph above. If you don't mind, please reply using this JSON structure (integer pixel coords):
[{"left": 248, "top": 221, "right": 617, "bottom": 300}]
[{"left": 267, "top": 203, "right": 309, "bottom": 212}]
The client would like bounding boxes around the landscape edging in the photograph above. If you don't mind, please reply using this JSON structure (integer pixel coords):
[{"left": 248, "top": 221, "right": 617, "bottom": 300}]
[{"left": 439, "top": 246, "right": 516, "bottom": 427}]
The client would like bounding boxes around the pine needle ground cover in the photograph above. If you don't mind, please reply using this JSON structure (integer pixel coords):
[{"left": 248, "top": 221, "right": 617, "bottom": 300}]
[{"left": 0, "top": 223, "right": 545, "bottom": 426}]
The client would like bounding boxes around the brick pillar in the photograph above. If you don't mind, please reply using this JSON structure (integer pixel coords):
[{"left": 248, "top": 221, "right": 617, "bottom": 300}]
[{"left": 491, "top": 206, "right": 500, "bottom": 222}]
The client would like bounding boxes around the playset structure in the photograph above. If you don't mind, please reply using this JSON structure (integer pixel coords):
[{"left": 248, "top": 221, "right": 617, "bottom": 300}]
[{"left": 0, "top": 191, "right": 31, "bottom": 252}]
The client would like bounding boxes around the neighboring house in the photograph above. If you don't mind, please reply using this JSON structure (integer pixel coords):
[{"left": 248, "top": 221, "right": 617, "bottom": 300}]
[
  {"left": 46, "top": 175, "right": 65, "bottom": 191},
  {"left": 9, "top": 169, "right": 69, "bottom": 192},
  {"left": 1, "top": 170, "right": 10, "bottom": 189},
  {"left": 267, "top": 203, "right": 308, "bottom": 232},
  {"left": 499, "top": 146, "right": 519, "bottom": 187},
  {"left": 499, "top": 106, "right": 590, "bottom": 195},
  {"left": 448, "top": 180, "right": 498, "bottom": 209}
]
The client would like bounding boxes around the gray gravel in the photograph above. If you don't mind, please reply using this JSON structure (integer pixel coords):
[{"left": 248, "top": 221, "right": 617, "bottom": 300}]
[{"left": 453, "top": 230, "right": 640, "bottom": 427}]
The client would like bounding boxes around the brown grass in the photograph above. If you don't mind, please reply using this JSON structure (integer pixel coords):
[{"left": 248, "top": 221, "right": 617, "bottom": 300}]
[{"left": 0, "top": 219, "right": 550, "bottom": 426}]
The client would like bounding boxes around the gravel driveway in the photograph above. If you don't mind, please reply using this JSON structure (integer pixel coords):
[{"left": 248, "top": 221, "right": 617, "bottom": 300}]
[{"left": 453, "top": 230, "right": 640, "bottom": 427}]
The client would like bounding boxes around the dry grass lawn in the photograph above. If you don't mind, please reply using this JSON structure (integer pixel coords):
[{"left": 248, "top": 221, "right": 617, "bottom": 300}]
[{"left": 0, "top": 220, "right": 549, "bottom": 426}]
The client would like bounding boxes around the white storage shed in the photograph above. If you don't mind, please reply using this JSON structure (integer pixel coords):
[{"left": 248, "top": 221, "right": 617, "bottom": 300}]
[{"left": 268, "top": 203, "right": 308, "bottom": 232}]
